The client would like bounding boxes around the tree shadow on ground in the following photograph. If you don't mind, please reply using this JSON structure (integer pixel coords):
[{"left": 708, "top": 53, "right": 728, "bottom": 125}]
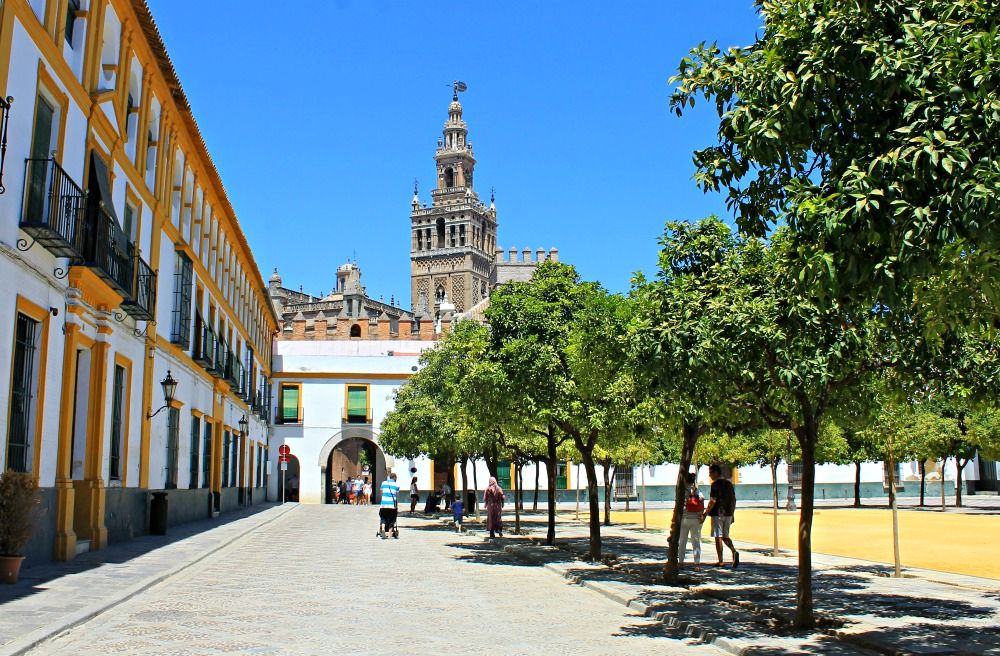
[{"left": 0, "top": 503, "right": 278, "bottom": 608}]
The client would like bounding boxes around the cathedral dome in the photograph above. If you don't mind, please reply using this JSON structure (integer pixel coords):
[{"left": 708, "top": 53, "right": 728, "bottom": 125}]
[{"left": 449, "top": 99, "right": 462, "bottom": 114}]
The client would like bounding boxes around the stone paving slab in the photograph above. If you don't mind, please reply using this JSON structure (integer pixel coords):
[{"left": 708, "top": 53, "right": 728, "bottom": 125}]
[
  {"left": 440, "top": 511, "right": 1000, "bottom": 655},
  {"left": 25, "top": 505, "right": 722, "bottom": 656},
  {"left": 0, "top": 503, "right": 293, "bottom": 656}
]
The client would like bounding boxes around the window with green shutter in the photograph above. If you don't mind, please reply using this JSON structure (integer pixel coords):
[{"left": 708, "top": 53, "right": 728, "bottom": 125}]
[
  {"left": 280, "top": 384, "right": 300, "bottom": 423},
  {"left": 497, "top": 461, "right": 512, "bottom": 490},
  {"left": 555, "top": 462, "right": 568, "bottom": 489},
  {"left": 346, "top": 385, "right": 367, "bottom": 423}
]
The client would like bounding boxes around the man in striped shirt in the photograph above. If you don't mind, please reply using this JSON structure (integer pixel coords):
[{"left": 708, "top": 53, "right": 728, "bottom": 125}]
[{"left": 378, "top": 472, "right": 400, "bottom": 539}]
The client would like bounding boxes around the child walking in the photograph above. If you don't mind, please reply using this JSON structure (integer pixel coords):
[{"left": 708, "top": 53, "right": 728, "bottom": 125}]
[{"left": 452, "top": 494, "right": 465, "bottom": 532}]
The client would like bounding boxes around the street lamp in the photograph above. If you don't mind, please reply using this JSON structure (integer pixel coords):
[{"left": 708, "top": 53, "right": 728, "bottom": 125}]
[
  {"left": 147, "top": 370, "right": 178, "bottom": 419},
  {"left": 239, "top": 414, "right": 249, "bottom": 436}
]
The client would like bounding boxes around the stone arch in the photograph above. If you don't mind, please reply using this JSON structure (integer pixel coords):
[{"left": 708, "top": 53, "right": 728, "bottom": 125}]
[{"left": 318, "top": 428, "right": 389, "bottom": 504}]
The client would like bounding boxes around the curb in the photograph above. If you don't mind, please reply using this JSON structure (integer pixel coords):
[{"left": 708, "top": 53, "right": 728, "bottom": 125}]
[{"left": 0, "top": 504, "right": 297, "bottom": 656}]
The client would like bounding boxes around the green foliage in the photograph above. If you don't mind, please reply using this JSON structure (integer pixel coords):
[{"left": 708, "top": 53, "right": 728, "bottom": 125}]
[
  {"left": 0, "top": 471, "right": 40, "bottom": 556},
  {"left": 671, "top": 0, "right": 1000, "bottom": 326}
]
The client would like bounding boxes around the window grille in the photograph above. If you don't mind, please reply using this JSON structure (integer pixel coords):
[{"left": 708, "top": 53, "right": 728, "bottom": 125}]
[
  {"left": 222, "top": 431, "right": 230, "bottom": 487},
  {"left": 6, "top": 313, "right": 39, "bottom": 473},
  {"left": 201, "top": 421, "right": 212, "bottom": 488},
  {"left": 189, "top": 416, "right": 200, "bottom": 489},
  {"left": 165, "top": 407, "right": 179, "bottom": 488},
  {"left": 171, "top": 251, "right": 193, "bottom": 348},
  {"left": 109, "top": 365, "right": 125, "bottom": 480},
  {"left": 230, "top": 434, "right": 239, "bottom": 487}
]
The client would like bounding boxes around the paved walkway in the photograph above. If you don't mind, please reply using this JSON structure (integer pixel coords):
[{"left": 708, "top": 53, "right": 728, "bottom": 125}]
[
  {"left": 464, "top": 511, "right": 1000, "bottom": 655},
  {"left": 13, "top": 506, "right": 719, "bottom": 656}
]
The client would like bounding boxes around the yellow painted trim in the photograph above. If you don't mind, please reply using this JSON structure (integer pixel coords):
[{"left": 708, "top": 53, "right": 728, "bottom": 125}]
[
  {"left": 0, "top": 3, "right": 16, "bottom": 96},
  {"left": 112, "top": 352, "right": 132, "bottom": 486},
  {"left": 68, "top": 267, "right": 124, "bottom": 311},
  {"left": 53, "top": 323, "right": 80, "bottom": 560},
  {"left": 343, "top": 382, "right": 371, "bottom": 423},
  {"left": 190, "top": 408, "right": 205, "bottom": 418},
  {"left": 279, "top": 382, "right": 302, "bottom": 423},
  {"left": 273, "top": 371, "right": 415, "bottom": 380},
  {"left": 124, "top": 184, "right": 143, "bottom": 243}
]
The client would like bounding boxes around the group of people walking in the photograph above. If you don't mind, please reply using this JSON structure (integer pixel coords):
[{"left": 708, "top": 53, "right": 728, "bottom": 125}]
[
  {"left": 679, "top": 464, "right": 740, "bottom": 568},
  {"left": 333, "top": 476, "right": 373, "bottom": 505}
]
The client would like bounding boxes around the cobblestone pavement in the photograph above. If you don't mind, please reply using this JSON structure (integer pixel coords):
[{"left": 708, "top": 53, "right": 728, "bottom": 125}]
[{"left": 29, "top": 506, "right": 720, "bottom": 656}]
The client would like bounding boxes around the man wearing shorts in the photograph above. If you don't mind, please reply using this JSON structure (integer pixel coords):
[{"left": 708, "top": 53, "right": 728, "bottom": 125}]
[
  {"left": 378, "top": 472, "right": 400, "bottom": 539},
  {"left": 701, "top": 464, "right": 739, "bottom": 568}
]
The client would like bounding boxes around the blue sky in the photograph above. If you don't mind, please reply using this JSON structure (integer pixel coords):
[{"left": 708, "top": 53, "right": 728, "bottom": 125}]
[{"left": 146, "top": 1, "right": 762, "bottom": 304}]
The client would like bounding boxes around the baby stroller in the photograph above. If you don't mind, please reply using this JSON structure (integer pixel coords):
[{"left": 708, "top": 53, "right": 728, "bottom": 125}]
[{"left": 377, "top": 506, "right": 399, "bottom": 539}]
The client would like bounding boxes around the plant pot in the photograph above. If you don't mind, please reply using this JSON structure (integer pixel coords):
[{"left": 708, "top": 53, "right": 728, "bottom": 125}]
[{"left": 0, "top": 555, "right": 25, "bottom": 584}]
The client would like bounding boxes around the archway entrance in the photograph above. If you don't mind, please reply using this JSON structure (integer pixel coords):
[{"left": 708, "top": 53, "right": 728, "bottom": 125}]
[
  {"left": 282, "top": 455, "right": 301, "bottom": 502},
  {"left": 324, "top": 438, "right": 387, "bottom": 504}
]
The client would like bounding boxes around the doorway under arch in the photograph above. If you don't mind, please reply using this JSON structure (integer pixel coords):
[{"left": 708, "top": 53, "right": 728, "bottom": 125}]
[
  {"left": 282, "top": 455, "right": 301, "bottom": 502},
  {"left": 324, "top": 437, "right": 387, "bottom": 504}
]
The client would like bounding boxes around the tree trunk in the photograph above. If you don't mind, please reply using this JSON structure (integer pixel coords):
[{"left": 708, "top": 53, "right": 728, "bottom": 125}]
[
  {"left": 533, "top": 461, "right": 540, "bottom": 511},
  {"left": 513, "top": 459, "right": 522, "bottom": 535},
  {"left": 854, "top": 461, "right": 862, "bottom": 507},
  {"left": 573, "top": 431, "right": 602, "bottom": 561},
  {"left": 664, "top": 422, "right": 700, "bottom": 582},
  {"left": 518, "top": 463, "right": 525, "bottom": 511},
  {"left": 473, "top": 461, "right": 480, "bottom": 521},
  {"left": 460, "top": 454, "right": 469, "bottom": 517},
  {"left": 546, "top": 429, "right": 558, "bottom": 545},
  {"left": 771, "top": 459, "right": 779, "bottom": 557},
  {"left": 940, "top": 456, "right": 948, "bottom": 512},
  {"left": 793, "top": 422, "right": 817, "bottom": 629},
  {"left": 602, "top": 459, "right": 613, "bottom": 527},
  {"left": 956, "top": 458, "right": 968, "bottom": 508},
  {"left": 887, "top": 453, "right": 903, "bottom": 577},
  {"left": 919, "top": 460, "right": 926, "bottom": 507}
]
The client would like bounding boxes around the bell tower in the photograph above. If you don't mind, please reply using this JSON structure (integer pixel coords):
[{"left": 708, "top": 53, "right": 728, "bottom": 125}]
[{"left": 410, "top": 83, "right": 497, "bottom": 314}]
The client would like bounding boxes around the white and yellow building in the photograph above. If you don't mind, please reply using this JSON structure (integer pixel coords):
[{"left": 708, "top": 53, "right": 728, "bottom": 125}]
[{"left": 0, "top": 0, "right": 278, "bottom": 566}]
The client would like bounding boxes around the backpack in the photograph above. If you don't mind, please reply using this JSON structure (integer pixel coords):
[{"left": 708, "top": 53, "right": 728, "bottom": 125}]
[{"left": 685, "top": 490, "right": 704, "bottom": 514}]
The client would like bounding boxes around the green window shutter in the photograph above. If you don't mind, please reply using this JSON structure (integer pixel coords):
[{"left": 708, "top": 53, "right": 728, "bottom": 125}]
[
  {"left": 347, "top": 387, "right": 367, "bottom": 418},
  {"left": 281, "top": 386, "right": 299, "bottom": 420}
]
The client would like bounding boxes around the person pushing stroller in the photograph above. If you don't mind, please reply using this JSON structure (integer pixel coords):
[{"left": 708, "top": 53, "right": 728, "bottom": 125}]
[{"left": 378, "top": 472, "right": 400, "bottom": 539}]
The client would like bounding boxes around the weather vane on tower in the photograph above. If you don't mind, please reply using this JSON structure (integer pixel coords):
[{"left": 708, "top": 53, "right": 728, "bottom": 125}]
[{"left": 452, "top": 80, "right": 467, "bottom": 100}]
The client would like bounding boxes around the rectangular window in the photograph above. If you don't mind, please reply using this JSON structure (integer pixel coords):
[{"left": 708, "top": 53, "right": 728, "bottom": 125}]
[
  {"left": 346, "top": 385, "right": 367, "bottom": 423},
  {"left": 222, "top": 431, "right": 230, "bottom": 487},
  {"left": 25, "top": 95, "right": 55, "bottom": 223},
  {"left": 188, "top": 416, "right": 200, "bottom": 489},
  {"left": 165, "top": 407, "right": 179, "bottom": 488},
  {"left": 555, "top": 462, "right": 568, "bottom": 489},
  {"left": 6, "top": 313, "right": 40, "bottom": 473},
  {"left": 280, "top": 384, "right": 300, "bottom": 423},
  {"left": 201, "top": 420, "right": 212, "bottom": 489},
  {"left": 64, "top": 0, "right": 80, "bottom": 44},
  {"left": 123, "top": 202, "right": 137, "bottom": 244},
  {"left": 171, "top": 251, "right": 193, "bottom": 349},
  {"left": 230, "top": 434, "right": 239, "bottom": 487},
  {"left": 256, "top": 445, "right": 263, "bottom": 487},
  {"left": 108, "top": 364, "right": 126, "bottom": 480}
]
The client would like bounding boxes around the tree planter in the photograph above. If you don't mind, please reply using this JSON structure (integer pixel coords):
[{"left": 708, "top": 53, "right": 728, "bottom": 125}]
[{"left": 0, "top": 555, "right": 25, "bottom": 584}]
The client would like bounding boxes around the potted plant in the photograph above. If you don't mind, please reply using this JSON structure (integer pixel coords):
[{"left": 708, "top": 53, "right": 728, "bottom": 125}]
[{"left": 0, "top": 471, "right": 40, "bottom": 584}]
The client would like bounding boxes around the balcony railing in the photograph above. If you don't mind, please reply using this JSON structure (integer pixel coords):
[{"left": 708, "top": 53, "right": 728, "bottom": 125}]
[
  {"left": 20, "top": 158, "right": 86, "bottom": 258},
  {"left": 274, "top": 407, "right": 304, "bottom": 425},
  {"left": 212, "top": 339, "right": 226, "bottom": 378},
  {"left": 79, "top": 201, "right": 133, "bottom": 295},
  {"left": 193, "top": 319, "right": 216, "bottom": 368},
  {"left": 119, "top": 245, "right": 156, "bottom": 321}
]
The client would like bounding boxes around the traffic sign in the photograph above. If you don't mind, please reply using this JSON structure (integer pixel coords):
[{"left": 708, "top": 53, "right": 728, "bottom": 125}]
[{"left": 278, "top": 444, "right": 290, "bottom": 457}]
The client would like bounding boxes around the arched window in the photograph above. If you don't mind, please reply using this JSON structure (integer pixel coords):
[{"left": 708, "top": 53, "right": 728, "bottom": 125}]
[
  {"left": 350, "top": 324, "right": 361, "bottom": 338},
  {"left": 436, "top": 218, "right": 445, "bottom": 248},
  {"left": 444, "top": 167, "right": 454, "bottom": 188}
]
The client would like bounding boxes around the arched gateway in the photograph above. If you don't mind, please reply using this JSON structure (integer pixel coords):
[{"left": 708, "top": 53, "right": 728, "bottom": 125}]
[{"left": 318, "top": 428, "right": 389, "bottom": 504}]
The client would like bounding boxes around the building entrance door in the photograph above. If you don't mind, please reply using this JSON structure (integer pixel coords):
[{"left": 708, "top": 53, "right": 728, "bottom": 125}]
[{"left": 327, "top": 438, "right": 386, "bottom": 504}]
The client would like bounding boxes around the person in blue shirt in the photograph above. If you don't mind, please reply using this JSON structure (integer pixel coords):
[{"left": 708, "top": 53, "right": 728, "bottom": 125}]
[
  {"left": 452, "top": 494, "right": 465, "bottom": 532},
  {"left": 378, "top": 472, "right": 400, "bottom": 539}
]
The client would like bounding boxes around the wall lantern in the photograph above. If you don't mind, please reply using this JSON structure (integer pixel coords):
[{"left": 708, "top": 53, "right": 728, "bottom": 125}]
[
  {"left": 239, "top": 414, "right": 249, "bottom": 436},
  {"left": 0, "top": 96, "right": 13, "bottom": 194},
  {"left": 148, "top": 370, "right": 178, "bottom": 419}
]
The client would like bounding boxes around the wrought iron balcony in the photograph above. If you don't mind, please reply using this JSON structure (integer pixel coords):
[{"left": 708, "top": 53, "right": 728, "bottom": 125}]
[
  {"left": 19, "top": 158, "right": 86, "bottom": 259},
  {"left": 212, "top": 339, "right": 226, "bottom": 378},
  {"left": 274, "top": 407, "right": 304, "bottom": 425},
  {"left": 193, "top": 319, "right": 216, "bottom": 368},
  {"left": 119, "top": 245, "right": 156, "bottom": 321},
  {"left": 79, "top": 200, "right": 133, "bottom": 296}
]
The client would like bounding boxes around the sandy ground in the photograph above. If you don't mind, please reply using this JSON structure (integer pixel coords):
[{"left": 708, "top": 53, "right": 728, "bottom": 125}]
[{"left": 608, "top": 507, "right": 1000, "bottom": 579}]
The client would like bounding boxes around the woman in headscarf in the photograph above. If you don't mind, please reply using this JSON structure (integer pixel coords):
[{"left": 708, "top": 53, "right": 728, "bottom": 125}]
[{"left": 484, "top": 476, "right": 505, "bottom": 538}]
